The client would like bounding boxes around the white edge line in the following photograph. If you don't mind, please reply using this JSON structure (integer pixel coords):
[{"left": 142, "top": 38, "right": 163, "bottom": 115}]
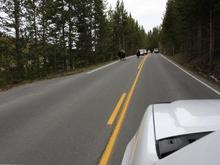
[
  {"left": 126, "top": 55, "right": 135, "bottom": 59},
  {"left": 160, "top": 54, "right": 220, "bottom": 96},
  {"left": 87, "top": 55, "right": 135, "bottom": 74},
  {"left": 87, "top": 61, "right": 119, "bottom": 74}
]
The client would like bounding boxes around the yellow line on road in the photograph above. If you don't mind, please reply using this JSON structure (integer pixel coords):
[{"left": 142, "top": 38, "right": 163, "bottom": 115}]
[
  {"left": 107, "top": 93, "right": 127, "bottom": 125},
  {"left": 137, "top": 61, "right": 143, "bottom": 70},
  {"left": 138, "top": 57, "right": 145, "bottom": 70},
  {"left": 99, "top": 55, "right": 148, "bottom": 165}
]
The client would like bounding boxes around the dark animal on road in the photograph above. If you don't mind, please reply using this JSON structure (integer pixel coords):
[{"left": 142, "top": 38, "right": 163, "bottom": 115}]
[
  {"left": 118, "top": 49, "right": 126, "bottom": 60},
  {"left": 136, "top": 50, "right": 140, "bottom": 58}
]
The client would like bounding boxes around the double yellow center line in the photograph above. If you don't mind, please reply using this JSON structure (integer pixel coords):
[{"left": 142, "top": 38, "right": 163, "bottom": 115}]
[
  {"left": 99, "top": 56, "right": 148, "bottom": 165},
  {"left": 107, "top": 93, "right": 127, "bottom": 125},
  {"left": 138, "top": 58, "right": 145, "bottom": 70}
]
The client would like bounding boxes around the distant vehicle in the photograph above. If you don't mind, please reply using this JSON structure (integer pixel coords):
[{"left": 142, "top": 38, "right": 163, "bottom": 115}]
[
  {"left": 153, "top": 48, "right": 159, "bottom": 53},
  {"left": 148, "top": 50, "right": 151, "bottom": 54},
  {"left": 139, "top": 49, "right": 147, "bottom": 56},
  {"left": 122, "top": 100, "right": 220, "bottom": 165}
]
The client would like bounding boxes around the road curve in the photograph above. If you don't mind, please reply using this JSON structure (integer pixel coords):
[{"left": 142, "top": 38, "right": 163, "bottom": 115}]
[{"left": 0, "top": 54, "right": 219, "bottom": 165}]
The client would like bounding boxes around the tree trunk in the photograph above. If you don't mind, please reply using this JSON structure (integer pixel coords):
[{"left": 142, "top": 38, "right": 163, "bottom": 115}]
[
  {"left": 42, "top": 0, "right": 46, "bottom": 44},
  {"left": 61, "top": 0, "right": 67, "bottom": 71},
  {"left": 33, "top": 0, "right": 37, "bottom": 45},
  {"left": 33, "top": 0, "right": 40, "bottom": 76},
  {"left": 14, "top": 0, "right": 22, "bottom": 79},
  {"left": 68, "top": 2, "right": 73, "bottom": 69},
  {"left": 209, "top": 3, "right": 214, "bottom": 65}
]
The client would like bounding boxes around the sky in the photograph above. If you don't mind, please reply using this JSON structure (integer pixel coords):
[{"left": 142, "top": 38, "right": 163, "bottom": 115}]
[{"left": 107, "top": 0, "right": 167, "bottom": 32}]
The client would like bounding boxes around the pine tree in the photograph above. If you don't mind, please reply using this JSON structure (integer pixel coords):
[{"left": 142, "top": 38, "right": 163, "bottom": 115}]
[
  {"left": 0, "top": 0, "right": 149, "bottom": 86},
  {"left": 92, "top": 0, "right": 109, "bottom": 62},
  {"left": 0, "top": 0, "right": 24, "bottom": 79},
  {"left": 74, "top": 0, "right": 93, "bottom": 66},
  {"left": 66, "top": 0, "right": 76, "bottom": 69}
]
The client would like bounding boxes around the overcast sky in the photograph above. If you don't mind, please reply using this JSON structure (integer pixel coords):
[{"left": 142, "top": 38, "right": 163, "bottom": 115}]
[{"left": 107, "top": 0, "right": 167, "bottom": 32}]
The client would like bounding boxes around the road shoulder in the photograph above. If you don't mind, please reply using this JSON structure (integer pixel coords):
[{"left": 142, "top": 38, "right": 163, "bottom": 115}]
[{"left": 161, "top": 54, "right": 220, "bottom": 95}]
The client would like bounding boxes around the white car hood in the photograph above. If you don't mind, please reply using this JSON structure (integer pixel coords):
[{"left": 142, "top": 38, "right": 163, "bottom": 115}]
[
  {"left": 155, "top": 129, "right": 220, "bottom": 165},
  {"left": 153, "top": 100, "right": 220, "bottom": 140}
]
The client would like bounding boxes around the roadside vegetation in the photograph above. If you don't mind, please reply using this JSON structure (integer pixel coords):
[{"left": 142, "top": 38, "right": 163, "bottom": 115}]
[
  {"left": 0, "top": 0, "right": 147, "bottom": 88},
  {"left": 147, "top": 0, "right": 220, "bottom": 83}
]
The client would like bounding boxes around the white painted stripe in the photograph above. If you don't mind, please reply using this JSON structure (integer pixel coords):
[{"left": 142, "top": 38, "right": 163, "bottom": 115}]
[
  {"left": 160, "top": 54, "right": 220, "bottom": 95},
  {"left": 87, "top": 55, "right": 135, "bottom": 74},
  {"left": 87, "top": 61, "right": 119, "bottom": 74},
  {"left": 126, "top": 55, "right": 135, "bottom": 59}
]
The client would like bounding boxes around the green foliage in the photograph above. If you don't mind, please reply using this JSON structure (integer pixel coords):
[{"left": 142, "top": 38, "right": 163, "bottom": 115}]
[
  {"left": 160, "top": 0, "right": 220, "bottom": 62},
  {"left": 146, "top": 27, "right": 160, "bottom": 51},
  {"left": 109, "top": 0, "right": 148, "bottom": 57},
  {"left": 0, "top": 0, "right": 148, "bottom": 87}
]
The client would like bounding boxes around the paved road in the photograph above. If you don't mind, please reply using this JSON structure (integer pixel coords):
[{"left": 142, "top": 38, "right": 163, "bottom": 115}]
[{"left": 0, "top": 54, "right": 219, "bottom": 165}]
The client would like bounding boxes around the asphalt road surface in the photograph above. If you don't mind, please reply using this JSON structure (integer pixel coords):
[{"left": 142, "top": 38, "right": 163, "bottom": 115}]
[{"left": 0, "top": 54, "right": 220, "bottom": 165}]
